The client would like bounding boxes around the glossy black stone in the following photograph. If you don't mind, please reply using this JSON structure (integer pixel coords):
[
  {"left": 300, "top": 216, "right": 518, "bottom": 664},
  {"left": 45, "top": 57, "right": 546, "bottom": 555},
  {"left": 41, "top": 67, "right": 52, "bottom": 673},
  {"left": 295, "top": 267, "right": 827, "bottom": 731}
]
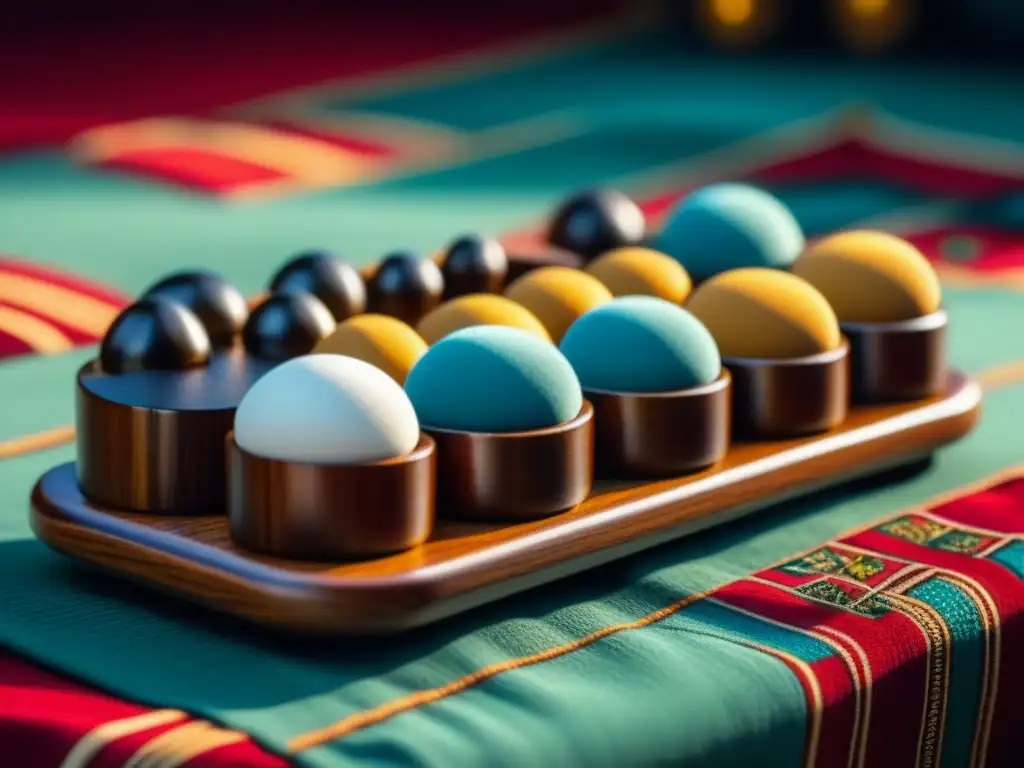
[
  {"left": 242, "top": 293, "right": 336, "bottom": 361},
  {"left": 440, "top": 235, "right": 509, "bottom": 298},
  {"left": 99, "top": 298, "right": 212, "bottom": 374},
  {"left": 546, "top": 189, "right": 646, "bottom": 261},
  {"left": 268, "top": 251, "right": 367, "bottom": 321},
  {"left": 367, "top": 250, "right": 445, "bottom": 326},
  {"left": 141, "top": 270, "right": 249, "bottom": 347}
]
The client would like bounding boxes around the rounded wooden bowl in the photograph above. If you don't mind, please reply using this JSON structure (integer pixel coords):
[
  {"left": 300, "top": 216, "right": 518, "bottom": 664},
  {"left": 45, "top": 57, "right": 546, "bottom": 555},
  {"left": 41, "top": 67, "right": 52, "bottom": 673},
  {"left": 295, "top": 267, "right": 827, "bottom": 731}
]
[
  {"left": 423, "top": 401, "right": 594, "bottom": 522},
  {"left": 585, "top": 371, "right": 731, "bottom": 478},
  {"left": 227, "top": 433, "right": 436, "bottom": 561},
  {"left": 723, "top": 339, "right": 850, "bottom": 439},
  {"left": 841, "top": 309, "right": 947, "bottom": 403},
  {"left": 75, "top": 352, "right": 271, "bottom": 515}
]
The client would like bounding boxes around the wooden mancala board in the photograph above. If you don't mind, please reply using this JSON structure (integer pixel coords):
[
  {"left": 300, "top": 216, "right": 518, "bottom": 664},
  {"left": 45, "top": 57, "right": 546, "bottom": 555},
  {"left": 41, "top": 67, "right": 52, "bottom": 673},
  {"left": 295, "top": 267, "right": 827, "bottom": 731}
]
[{"left": 29, "top": 247, "right": 982, "bottom": 635}]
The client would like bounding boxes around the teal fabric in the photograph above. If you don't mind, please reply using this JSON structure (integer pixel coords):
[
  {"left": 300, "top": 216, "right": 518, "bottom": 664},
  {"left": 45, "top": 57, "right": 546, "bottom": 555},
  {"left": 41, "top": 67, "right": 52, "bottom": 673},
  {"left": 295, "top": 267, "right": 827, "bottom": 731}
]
[
  {"left": 405, "top": 326, "right": 583, "bottom": 432},
  {"left": 0, "top": 23, "right": 1023, "bottom": 768},
  {"left": 559, "top": 296, "right": 721, "bottom": 392},
  {"left": 989, "top": 540, "right": 1024, "bottom": 579},
  {"left": 908, "top": 578, "right": 985, "bottom": 768},
  {"left": 655, "top": 184, "right": 806, "bottom": 279}
]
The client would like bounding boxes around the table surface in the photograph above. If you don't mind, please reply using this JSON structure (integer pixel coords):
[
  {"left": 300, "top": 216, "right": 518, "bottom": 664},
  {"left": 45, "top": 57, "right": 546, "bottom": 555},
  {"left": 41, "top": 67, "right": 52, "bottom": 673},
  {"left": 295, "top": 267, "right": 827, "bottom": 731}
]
[{"left": 2, "top": 6, "right": 1024, "bottom": 768}]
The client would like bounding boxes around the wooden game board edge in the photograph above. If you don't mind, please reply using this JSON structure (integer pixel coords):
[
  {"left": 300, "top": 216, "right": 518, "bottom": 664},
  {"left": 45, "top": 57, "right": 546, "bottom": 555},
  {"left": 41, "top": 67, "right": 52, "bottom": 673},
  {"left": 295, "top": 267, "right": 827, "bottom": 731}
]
[{"left": 31, "top": 374, "right": 982, "bottom": 635}]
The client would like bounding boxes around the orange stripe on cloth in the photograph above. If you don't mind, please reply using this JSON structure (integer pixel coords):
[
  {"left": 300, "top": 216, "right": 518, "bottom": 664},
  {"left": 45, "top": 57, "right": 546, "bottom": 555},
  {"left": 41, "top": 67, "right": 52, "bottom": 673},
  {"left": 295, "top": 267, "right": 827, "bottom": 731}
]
[
  {"left": 58, "top": 710, "right": 188, "bottom": 768},
  {"left": 0, "top": 257, "right": 129, "bottom": 307},
  {"left": 71, "top": 118, "right": 386, "bottom": 187},
  {"left": 286, "top": 588, "right": 712, "bottom": 753},
  {"left": 121, "top": 720, "right": 248, "bottom": 768},
  {"left": 0, "top": 270, "right": 123, "bottom": 338},
  {"left": 0, "top": 425, "right": 75, "bottom": 460},
  {"left": 0, "top": 305, "right": 75, "bottom": 354}
]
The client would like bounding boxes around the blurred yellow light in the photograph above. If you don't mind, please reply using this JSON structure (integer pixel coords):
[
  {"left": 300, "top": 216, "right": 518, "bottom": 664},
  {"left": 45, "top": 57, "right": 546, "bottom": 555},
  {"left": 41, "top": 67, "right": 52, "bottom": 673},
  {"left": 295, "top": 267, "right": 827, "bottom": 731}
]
[
  {"left": 712, "top": 0, "right": 755, "bottom": 27},
  {"left": 848, "top": 0, "right": 889, "bottom": 19}
]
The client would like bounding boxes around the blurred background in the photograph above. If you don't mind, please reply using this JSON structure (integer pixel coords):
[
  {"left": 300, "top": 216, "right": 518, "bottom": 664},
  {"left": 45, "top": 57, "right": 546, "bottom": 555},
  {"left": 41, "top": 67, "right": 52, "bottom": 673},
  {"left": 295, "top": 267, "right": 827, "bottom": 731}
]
[{"left": 0, "top": 0, "right": 1021, "bottom": 306}]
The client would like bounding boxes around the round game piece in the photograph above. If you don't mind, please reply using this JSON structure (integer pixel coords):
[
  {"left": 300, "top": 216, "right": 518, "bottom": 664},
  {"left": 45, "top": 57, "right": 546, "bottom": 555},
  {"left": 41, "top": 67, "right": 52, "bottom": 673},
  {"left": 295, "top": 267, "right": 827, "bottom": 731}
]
[
  {"left": 793, "top": 230, "right": 946, "bottom": 403},
  {"left": 560, "top": 297, "right": 720, "bottom": 393},
  {"left": 686, "top": 268, "right": 841, "bottom": 359},
  {"left": 141, "top": 270, "right": 249, "bottom": 347},
  {"left": 235, "top": 354, "right": 420, "bottom": 465},
  {"left": 416, "top": 294, "right": 551, "bottom": 345},
  {"left": 504, "top": 266, "right": 613, "bottom": 343},
  {"left": 313, "top": 314, "right": 428, "bottom": 385},
  {"left": 440, "top": 234, "right": 509, "bottom": 298},
  {"left": 99, "top": 297, "right": 212, "bottom": 374},
  {"left": 268, "top": 251, "right": 367, "bottom": 322},
  {"left": 405, "top": 326, "right": 583, "bottom": 433},
  {"left": 560, "top": 297, "right": 729, "bottom": 478},
  {"left": 792, "top": 230, "right": 942, "bottom": 323},
  {"left": 656, "top": 184, "right": 805, "bottom": 279},
  {"left": 584, "top": 247, "right": 692, "bottom": 303},
  {"left": 243, "top": 293, "right": 336, "bottom": 361},
  {"left": 546, "top": 189, "right": 646, "bottom": 261},
  {"left": 368, "top": 251, "right": 445, "bottom": 326}
]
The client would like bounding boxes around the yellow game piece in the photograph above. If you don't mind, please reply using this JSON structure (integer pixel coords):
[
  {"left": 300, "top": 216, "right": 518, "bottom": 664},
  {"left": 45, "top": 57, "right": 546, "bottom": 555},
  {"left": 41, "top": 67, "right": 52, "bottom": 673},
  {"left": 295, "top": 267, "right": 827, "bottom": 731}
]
[
  {"left": 584, "top": 247, "right": 692, "bottom": 303},
  {"left": 312, "top": 314, "right": 427, "bottom": 385},
  {"left": 504, "top": 266, "right": 613, "bottom": 343},
  {"left": 416, "top": 294, "right": 551, "bottom": 345},
  {"left": 792, "top": 230, "right": 941, "bottom": 323},
  {"left": 686, "top": 268, "right": 841, "bottom": 359}
]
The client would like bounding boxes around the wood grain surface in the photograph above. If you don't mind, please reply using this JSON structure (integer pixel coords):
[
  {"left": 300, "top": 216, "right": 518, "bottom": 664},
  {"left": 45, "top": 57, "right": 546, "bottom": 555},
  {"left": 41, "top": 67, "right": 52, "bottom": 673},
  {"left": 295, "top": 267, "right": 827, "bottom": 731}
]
[{"left": 31, "top": 371, "right": 981, "bottom": 635}]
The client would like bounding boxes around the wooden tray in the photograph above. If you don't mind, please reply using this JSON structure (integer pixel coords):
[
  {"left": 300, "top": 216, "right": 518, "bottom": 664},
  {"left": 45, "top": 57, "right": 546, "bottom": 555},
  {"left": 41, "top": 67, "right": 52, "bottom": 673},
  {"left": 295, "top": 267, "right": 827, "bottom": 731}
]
[{"left": 30, "top": 371, "right": 981, "bottom": 636}]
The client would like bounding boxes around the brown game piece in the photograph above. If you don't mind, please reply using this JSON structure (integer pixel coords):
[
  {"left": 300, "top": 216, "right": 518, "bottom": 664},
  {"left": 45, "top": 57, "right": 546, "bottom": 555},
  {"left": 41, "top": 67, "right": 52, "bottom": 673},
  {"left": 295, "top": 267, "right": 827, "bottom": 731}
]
[
  {"left": 31, "top": 371, "right": 980, "bottom": 635},
  {"left": 546, "top": 188, "right": 646, "bottom": 261},
  {"left": 842, "top": 310, "right": 947, "bottom": 403},
  {"left": 228, "top": 433, "right": 436, "bottom": 561},
  {"left": 268, "top": 251, "right": 367, "bottom": 322},
  {"left": 504, "top": 246, "right": 584, "bottom": 283},
  {"left": 367, "top": 251, "right": 445, "bottom": 326},
  {"left": 439, "top": 235, "right": 509, "bottom": 298},
  {"left": 76, "top": 350, "right": 275, "bottom": 515},
  {"left": 141, "top": 270, "right": 250, "bottom": 348},
  {"left": 587, "top": 372, "right": 731, "bottom": 478},
  {"left": 724, "top": 339, "right": 850, "bottom": 438},
  {"left": 424, "top": 402, "right": 595, "bottom": 521}
]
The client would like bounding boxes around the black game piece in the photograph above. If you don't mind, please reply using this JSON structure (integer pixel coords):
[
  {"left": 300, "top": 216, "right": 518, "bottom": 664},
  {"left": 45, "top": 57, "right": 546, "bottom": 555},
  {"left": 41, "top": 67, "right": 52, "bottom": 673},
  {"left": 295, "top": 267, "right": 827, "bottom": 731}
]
[
  {"left": 440, "top": 235, "right": 509, "bottom": 298},
  {"left": 546, "top": 189, "right": 646, "bottom": 261},
  {"left": 269, "top": 251, "right": 367, "bottom": 321},
  {"left": 141, "top": 270, "right": 249, "bottom": 347},
  {"left": 99, "top": 298, "right": 212, "bottom": 374},
  {"left": 367, "top": 251, "right": 445, "bottom": 326},
  {"left": 243, "top": 294, "right": 336, "bottom": 361}
]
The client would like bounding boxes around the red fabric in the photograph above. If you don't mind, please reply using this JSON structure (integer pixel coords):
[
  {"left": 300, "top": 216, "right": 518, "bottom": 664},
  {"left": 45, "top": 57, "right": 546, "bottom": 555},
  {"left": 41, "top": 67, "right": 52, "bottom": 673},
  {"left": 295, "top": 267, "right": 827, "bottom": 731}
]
[
  {"left": 803, "top": 655, "right": 859, "bottom": 768},
  {"left": 0, "top": 4, "right": 624, "bottom": 153},
  {"left": 905, "top": 227, "right": 1024, "bottom": 272},
  {"left": 638, "top": 137, "right": 1024, "bottom": 228},
  {"left": 99, "top": 148, "right": 289, "bottom": 195},
  {"left": 0, "top": 652, "right": 288, "bottom": 767},
  {"left": 0, "top": 316, "right": 35, "bottom": 358},
  {"left": 264, "top": 122, "right": 399, "bottom": 159},
  {"left": 0, "top": 256, "right": 129, "bottom": 352},
  {"left": 716, "top": 578, "right": 930, "bottom": 768},
  {"left": 0, "top": 257, "right": 130, "bottom": 306},
  {"left": 843, "top": 525, "right": 1024, "bottom": 763}
]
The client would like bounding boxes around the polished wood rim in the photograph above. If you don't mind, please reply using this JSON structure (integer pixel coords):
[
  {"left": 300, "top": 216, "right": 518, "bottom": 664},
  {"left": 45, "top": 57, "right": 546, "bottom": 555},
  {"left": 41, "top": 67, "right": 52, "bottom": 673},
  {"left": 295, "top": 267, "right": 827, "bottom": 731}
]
[
  {"left": 30, "top": 372, "right": 980, "bottom": 635},
  {"left": 586, "top": 371, "right": 731, "bottom": 478},
  {"left": 424, "top": 401, "right": 594, "bottom": 521},
  {"left": 723, "top": 339, "right": 851, "bottom": 438},
  {"left": 842, "top": 309, "right": 948, "bottom": 403},
  {"left": 228, "top": 432, "right": 436, "bottom": 561}
]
